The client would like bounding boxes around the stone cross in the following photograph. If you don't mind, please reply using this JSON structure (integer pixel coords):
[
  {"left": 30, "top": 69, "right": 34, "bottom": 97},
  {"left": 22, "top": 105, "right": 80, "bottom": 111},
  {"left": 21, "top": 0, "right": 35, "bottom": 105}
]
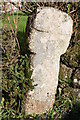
[{"left": 25, "top": 7, "right": 73, "bottom": 115}]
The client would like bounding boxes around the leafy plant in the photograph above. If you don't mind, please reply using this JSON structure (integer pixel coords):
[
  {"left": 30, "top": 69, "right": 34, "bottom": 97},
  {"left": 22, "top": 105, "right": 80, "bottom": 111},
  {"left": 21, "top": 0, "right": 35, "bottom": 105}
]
[
  {"left": 47, "top": 78, "right": 76, "bottom": 119},
  {"left": 67, "top": 4, "right": 71, "bottom": 13},
  {"left": 2, "top": 54, "right": 33, "bottom": 119}
]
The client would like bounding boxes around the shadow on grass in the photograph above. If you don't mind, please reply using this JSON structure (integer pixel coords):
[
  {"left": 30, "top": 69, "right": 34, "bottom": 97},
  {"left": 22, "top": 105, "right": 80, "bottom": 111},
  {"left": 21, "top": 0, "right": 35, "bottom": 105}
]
[
  {"left": 22, "top": 101, "right": 80, "bottom": 120},
  {"left": 17, "top": 31, "right": 26, "bottom": 53},
  {"left": 61, "top": 100, "right": 80, "bottom": 120},
  {"left": 17, "top": 31, "right": 25, "bottom": 45},
  {"left": 17, "top": 31, "right": 32, "bottom": 56}
]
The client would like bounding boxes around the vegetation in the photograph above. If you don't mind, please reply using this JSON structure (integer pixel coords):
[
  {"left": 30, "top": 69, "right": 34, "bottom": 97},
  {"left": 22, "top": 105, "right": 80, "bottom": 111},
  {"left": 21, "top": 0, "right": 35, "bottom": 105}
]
[
  {"left": 2, "top": 8, "right": 34, "bottom": 119},
  {"left": 2, "top": 54, "right": 33, "bottom": 119},
  {"left": 1, "top": 2, "right": 80, "bottom": 120},
  {"left": 2, "top": 11, "right": 28, "bottom": 51}
]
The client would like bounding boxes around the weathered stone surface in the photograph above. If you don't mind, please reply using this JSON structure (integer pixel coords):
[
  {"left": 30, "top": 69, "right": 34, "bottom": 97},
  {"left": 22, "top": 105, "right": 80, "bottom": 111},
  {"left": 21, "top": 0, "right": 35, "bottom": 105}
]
[
  {"left": 59, "top": 64, "right": 72, "bottom": 80},
  {"left": 61, "top": 44, "right": 80, "bottom": 68},
  {"left": 73, "top": 69, "right": 80, "bottom": 88},
  {"left": 25, "top": 7, "right": 73, "bottom": 114}
]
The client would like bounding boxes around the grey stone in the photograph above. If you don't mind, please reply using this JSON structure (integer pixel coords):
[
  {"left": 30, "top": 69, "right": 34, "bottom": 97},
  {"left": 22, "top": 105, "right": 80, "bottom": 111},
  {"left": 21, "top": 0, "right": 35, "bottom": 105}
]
[
  {"left": 59, "top": 64, "right": 72, "bottom": 80},
  {"left": 25, "top": 7, "right": 73, "bottom": 114},
  {"left": 73, "top": 69, "right": 80, "bottom": 88},
  {"left": 61, "top": 44, "right": 80, "bottom": 68},
  {"left": 78, "top": 92, "right": 80, "bottom": 100}
]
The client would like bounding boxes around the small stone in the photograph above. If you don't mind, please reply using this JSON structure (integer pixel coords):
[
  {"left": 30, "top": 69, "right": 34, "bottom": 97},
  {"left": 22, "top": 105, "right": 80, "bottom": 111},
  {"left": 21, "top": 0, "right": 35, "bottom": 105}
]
[
  {"left": 53, "top": 111, "right": 57, "bottom": 116},
  {"left": 73, "top": 69, "right": 80, "bottom": 88},
  {"left": 78, "top": 93, "right": 80, "bottom": 99},
  {"left": 59, "top": 64, "right": 72, "bottom": 80},
  {"left": 73, "top": 78, "right": 78, "bottom": 83},
  {"left": 78, "top": 80, "right": 80, "bottom": 85},
  {"left": 65, "top": 75, "right": 68, "bottom": 79},
  {"left": 58, "top": 87, "right": 62, "bottom": 94}
]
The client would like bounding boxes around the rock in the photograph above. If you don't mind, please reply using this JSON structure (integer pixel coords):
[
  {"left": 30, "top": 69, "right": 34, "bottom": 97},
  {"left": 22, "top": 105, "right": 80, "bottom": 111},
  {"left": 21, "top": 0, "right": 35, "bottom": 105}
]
[
  {"left": 61, "top": 44, "right": 80, "bottom": 68},
  {"left": 73, "top": 89, "right": 80, "bottom": 101},
  {"left": 78, "top": 92, "right": 80, "bottom": 99},
  {"left": 25, "top": 7, "right": 73, "bottom": 115},
  {"left": 73, "top": 69, "right": 80, "bottom": 88},
  {"left": 73, "top": 78, "right": 78, "bottom": 83},
  {"left": 59, "top": 64, "right": 72, "bottom": 80}
]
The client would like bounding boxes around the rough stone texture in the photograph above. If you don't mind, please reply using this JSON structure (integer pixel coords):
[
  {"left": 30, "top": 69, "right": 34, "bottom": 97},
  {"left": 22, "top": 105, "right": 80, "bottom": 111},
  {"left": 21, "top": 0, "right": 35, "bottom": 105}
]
[
  {"left": 61, "top": 44, "right": 80, "bottom": 68},
  {"left": 73, "top": 69, "right": 80, "bottom": 88},
  {"left": 59, "top": 64, "right": 72, "bottom": 80},
  {"left": 25, "top": 7, "right": 73, "bottom": 114}
]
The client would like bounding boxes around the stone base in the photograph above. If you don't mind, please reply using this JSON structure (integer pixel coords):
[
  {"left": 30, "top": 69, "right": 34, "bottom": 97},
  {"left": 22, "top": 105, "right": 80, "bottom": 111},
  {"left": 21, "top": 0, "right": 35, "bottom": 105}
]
[{"left": 25, "top": 94, "right": 55, "bottom": 115}]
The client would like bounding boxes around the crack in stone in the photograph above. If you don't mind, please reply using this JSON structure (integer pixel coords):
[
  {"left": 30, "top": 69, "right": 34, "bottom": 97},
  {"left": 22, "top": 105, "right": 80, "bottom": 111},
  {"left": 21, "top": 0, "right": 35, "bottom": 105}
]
[{"left": 32, "top": 26, "right": 49, "bottom": 33}]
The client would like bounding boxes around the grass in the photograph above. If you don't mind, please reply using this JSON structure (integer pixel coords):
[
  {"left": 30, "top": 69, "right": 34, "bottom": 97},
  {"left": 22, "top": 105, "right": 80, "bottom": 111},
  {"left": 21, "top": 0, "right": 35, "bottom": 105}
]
[{"left": 2, "top": 11, "right": 28, "bottom": 47}]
